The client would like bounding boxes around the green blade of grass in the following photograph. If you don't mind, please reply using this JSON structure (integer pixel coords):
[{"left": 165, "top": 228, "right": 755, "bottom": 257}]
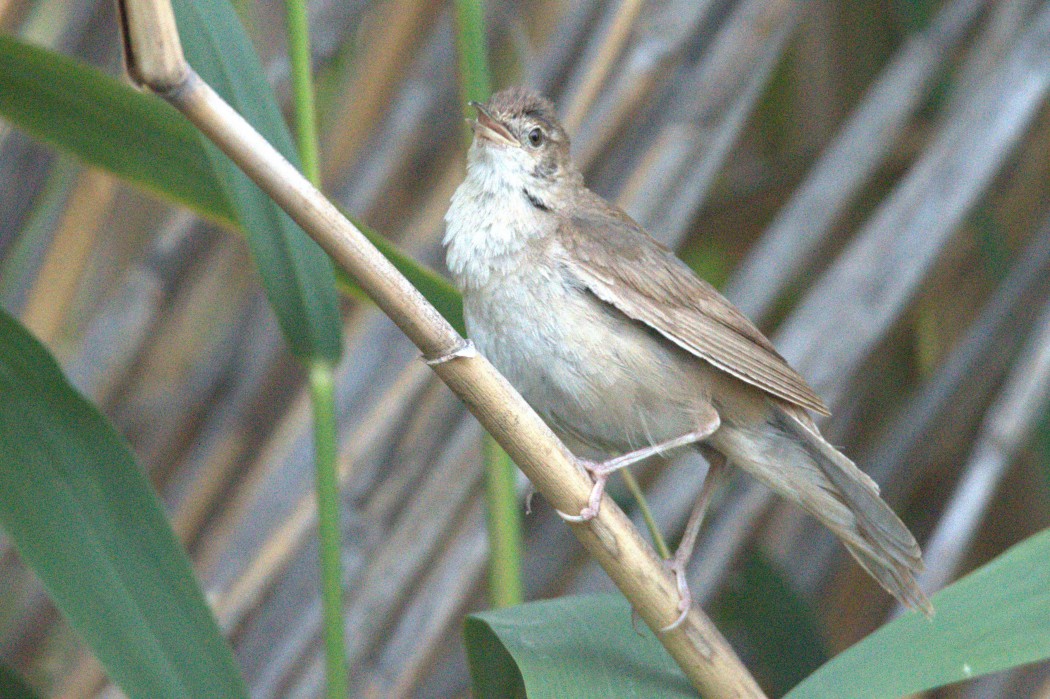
[
  {"left": 482, "top": 435, "right": 524, "bottom": 608},
  {"left": 171, "top": 0, "right": 342, "bottom": 363},
  {"left": 0, "top": 308, "right": 247, "bottom": 698},
  {"left": 454, "top": 0, "right": 492, "bottom": 119},
  {"left": 308, "top": 361, "right": 350, "bottom": 698},
  {"left": 787, "top": 527, "right": 1050, "bottom": 698},
  {"left": 282, "top": 0, "right": 350, "bottom": 693},
  {"left": 284, "top": 0, "right": 321, "bottom": 188},
  {"left": 0, "top": 36, "right": 230, "bottom": 225}
]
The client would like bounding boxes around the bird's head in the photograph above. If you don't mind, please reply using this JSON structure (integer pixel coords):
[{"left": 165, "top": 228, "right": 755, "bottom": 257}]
[{"left": 466, "top": 87, "right": 580, "bottom": 209}]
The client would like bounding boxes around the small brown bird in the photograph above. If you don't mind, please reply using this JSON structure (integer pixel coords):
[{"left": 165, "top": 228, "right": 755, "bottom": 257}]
[{"left": 441, "top": 86, "right": 931, "bottom": 628}]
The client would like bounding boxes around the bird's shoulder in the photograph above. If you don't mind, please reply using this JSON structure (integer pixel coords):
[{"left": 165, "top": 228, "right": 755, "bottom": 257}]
[
  {"left": 553, "top": 190, "right": 830, "bottom": 416},
  {"left": 556, "top": 191, "right": 777, "bottom": 354}
]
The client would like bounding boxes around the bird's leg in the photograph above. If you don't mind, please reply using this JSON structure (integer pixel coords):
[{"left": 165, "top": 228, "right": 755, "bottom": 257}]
[
  {"left": 424, "top": 339, "right": 478, "bottom": 366},
  {"left": 558, "top": 412, "right": 720, "bottom": 523},
  {"left": 662, "top": 451, "right": 728, "bottom": 632}
]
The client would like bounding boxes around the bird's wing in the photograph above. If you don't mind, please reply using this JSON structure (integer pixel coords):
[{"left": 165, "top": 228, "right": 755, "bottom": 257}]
[{"left": 557, "top": 199, "right": 830, "bottom": 415}]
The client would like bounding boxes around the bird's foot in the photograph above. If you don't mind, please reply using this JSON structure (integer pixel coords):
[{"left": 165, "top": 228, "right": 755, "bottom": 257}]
[
  {"left": 661, "top": 554, "right": 693, "bottom": 632},
  {"left": 659, "top": 452, "right": 727, "bottom": 632},
  {"left": 557, "top": 458, "right": 608, "bottom": 522}
]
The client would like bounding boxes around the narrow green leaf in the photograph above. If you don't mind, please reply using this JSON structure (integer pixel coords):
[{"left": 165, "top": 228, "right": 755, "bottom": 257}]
[
  {"left": 0, "top": 36, "right": 465, "bottom": 335},
  {"left": 454, "top": 0, "right": 493, "bottom": 116},
  {"left": 482, "top": 435, "right": 523, "bottom": 609},
  {"left": 787, "top": 528, "right": 1050, "bottom": 698},
  {"left": 307, "top": 361, "right": 350, "bottom": 698},
  {"left": 283, "top": 0, "right": 321, "bottom": 187},
  {"left": 620, "top": 468, "right": 670, "bottom": 558},
  {"left": 0, "top": 35, "right": 231, "bottom": 225},
  {"left": 284, "top": 6, "right": 349, "bottom": 692},
  {"left": 464, "top": 595, "right": 695, "bottom": 698},
  {"left": 0, "top": 308, "right": 247, "bottom": 698},
  {"left": 172, "top": 0, "right": 342, "bottom": 363},
  {"left": 0, "top": 662, "right": 40, "bottom": 699}
]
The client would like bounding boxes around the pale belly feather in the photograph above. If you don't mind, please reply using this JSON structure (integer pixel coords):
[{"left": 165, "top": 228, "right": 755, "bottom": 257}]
[{"left": 463, "top": 260, "right": 711, "bottom": 456}]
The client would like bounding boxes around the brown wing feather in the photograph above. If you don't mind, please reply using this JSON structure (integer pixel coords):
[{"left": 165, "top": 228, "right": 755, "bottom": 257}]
[{"left": 557, "top": 195, "right": 830, "bottom": 416}]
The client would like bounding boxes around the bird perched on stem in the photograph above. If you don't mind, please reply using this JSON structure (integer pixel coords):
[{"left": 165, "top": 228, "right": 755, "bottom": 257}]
[{"left": 439, "top": 86, "right": 932, "bottom": 629}]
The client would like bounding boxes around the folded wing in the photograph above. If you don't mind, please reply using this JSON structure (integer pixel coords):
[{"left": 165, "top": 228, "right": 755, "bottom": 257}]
[{"left": 558, "top": 198, "right": 830, "bottom": 416}]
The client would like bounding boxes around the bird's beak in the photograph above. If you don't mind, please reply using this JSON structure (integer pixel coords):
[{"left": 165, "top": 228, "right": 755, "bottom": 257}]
[{"left": 469, "top": 101, "right": 519, "bottom": 147}]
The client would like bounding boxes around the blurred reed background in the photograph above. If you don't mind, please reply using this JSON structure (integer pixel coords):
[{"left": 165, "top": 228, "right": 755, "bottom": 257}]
[{"left": 2, "top": 0, "right": 1050, "bottom": 696}]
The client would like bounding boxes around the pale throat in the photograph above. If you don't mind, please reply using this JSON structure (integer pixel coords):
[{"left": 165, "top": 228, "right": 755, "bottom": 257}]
[{"left": 443, "top": 144, "right": 554, "bottom": 289}]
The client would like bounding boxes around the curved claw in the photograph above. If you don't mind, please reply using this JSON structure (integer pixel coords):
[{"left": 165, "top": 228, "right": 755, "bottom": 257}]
[
  {"left": 661, "top": 601, "right": 691, "bottom": 633},
  {"left": 556, "top": 507, "right": 594, "bottom": 523},
  {"left": 524, "top": 486, "right": 537, "bottom": 516}
]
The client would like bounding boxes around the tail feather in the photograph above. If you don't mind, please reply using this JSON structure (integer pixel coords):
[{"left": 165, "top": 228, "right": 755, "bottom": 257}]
[
  {"left": 777, "top": 413, "right": 922, "bottom": 562},
  {"left": 716, "top": 406, "right": 933, "bottom": 616}
]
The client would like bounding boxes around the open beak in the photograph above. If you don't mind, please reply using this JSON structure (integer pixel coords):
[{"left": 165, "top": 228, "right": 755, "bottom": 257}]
[{"left": 469, "top": 101, "right": 519, "bottom": 147}]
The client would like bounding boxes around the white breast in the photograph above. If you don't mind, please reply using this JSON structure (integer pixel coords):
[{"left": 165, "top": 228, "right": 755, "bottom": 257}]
[{"left": 443, "top": 148, "right": 551, "bottom": 290}]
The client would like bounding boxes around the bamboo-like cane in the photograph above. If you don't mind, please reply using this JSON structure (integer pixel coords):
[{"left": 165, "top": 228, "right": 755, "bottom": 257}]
[{"left": 115, "top": 0, "right": 767, "bottom": 695}]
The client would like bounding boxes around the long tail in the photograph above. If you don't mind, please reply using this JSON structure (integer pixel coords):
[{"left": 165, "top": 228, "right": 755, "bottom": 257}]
[{"left": 714, "top": 406, "right": 933, "bottom": 616}]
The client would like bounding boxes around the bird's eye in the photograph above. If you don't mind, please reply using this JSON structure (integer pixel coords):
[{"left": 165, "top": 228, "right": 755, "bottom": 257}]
[{"left": 527, "top": 127, "right": 544, "bottom": 147}]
